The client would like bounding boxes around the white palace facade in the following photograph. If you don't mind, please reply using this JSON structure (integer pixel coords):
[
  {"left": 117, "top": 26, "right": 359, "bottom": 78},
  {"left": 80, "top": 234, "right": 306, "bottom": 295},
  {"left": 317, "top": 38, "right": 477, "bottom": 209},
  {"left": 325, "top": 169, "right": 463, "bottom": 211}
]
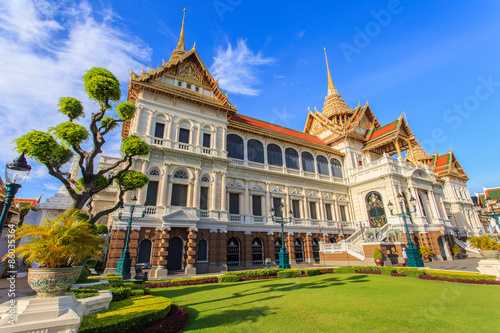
[{"left": 97, "top": 12, "right": 484, "bottom": 277}]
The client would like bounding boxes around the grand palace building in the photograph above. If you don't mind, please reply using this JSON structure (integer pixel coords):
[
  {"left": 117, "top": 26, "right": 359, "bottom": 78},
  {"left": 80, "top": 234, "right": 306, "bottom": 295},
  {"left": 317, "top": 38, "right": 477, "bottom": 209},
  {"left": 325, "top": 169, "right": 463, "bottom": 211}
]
[{"left": 97, "top": 11, "right": 484, "bottom": 277}]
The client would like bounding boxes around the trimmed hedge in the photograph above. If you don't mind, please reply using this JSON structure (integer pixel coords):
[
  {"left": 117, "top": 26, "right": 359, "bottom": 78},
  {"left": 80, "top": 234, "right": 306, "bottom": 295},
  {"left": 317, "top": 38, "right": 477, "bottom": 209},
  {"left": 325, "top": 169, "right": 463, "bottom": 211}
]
[
  {"left": 223, "top": 269, "right": 280, "bottom": 278},
  {"left": 123, "top": 282, "right": 146, "bottom": 290},
  {"left": 146, "top": 276, "right": 218, "bottom": 285},
  {"left": 218, "top": 275, "right": 240, "bottom": 283},
  {"left": 422, "top": 269, "right": 497, "bottom": 281},
  {"left": 74, "top": 291, "right": 99, "bottom": 299},
  {"left": 277, "top": 270, "right": 300, "bottom": 279},
  {"left": 88, "top": 275, "right": 124, "bottom": 283},
  {"left": 131, "top": 289, "right": 145, "bottom": 296},
  {"left": 78, "top": 295, "right": 172, "bottom": 333},
  {"left": 419, "top": 275, "right": 500, "bottom": 284},
  {"left": 109, "top": 287, "right": 132, "bottom": 302},
  {"left": 146, "top": 277, "right": 219, "bottom": 288}
]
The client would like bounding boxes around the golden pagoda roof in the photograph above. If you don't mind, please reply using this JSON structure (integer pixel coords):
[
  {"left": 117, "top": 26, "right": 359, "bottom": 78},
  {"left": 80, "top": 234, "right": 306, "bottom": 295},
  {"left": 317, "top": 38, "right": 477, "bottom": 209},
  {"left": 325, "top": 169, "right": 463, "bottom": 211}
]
[
  {"left": 169, "top": 8, "right": 187, "bottom": 62},
  {"left": 322, "top": 48, "right": 351, "bottom": 117},
  {"left": 412, "top": 145, "right": 432, "bottom": 160}
]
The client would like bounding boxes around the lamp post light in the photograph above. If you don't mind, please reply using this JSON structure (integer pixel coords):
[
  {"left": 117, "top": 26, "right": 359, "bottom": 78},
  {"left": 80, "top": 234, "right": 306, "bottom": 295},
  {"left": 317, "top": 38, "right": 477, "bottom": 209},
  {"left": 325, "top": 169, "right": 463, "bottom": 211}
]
[
  {"left": 387, "top": 192, "right": 425, "bottom": 267},
  {"left": 476, "top": 196, "right": 500, "bottom": 232},
  {"left": 270, "top": 202, "right": 291, "bottom": 269},
  {"left": 0, "top": 152, "right": 31, "bottom": 237},
  {"left": 357, "top": 220, "right": 365, "bottom": 240},
  {"left": 115, "top": 195, "right": 146, "bottom": 280}
]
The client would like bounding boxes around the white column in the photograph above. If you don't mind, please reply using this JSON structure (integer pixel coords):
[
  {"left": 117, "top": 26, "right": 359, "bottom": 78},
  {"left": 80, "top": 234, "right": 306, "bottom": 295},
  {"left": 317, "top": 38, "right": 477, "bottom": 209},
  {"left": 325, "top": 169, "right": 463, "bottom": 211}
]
[
  {"left": 220, "top": 172, "right": 227, "bottom": 211},
  {"left": 192, "top": 168, "right": 201, "bottom": 208},
  {"left": 244, "top": 180, "right": 250, "bottom": 214},
  {"left": 302, "top": 189, "right": 310, "bottom": 219},
  {"left": 164, "top": 116, "right": 171, "bottom": 139},
  {"left": 284, "top": 186, "right": 290, "bottom": 217},
  {"left": 210, "top": 172, "right": 217, "bottom": 211},
  {"left": 265, "top": 183, "right": 271, "bottom": 216},
  {"left": 319, "top": 191, "right": 325, "bottom": 221},
  {"left": 411, "top": 188, "right": 424, "bottom": 217},
  {"left": 146, "top": 110, "right": 155, "bottom": 136},
  {"left": 134, "top": 107, "right": 143, "bottom": 133},
  {"left": 211, "top": 128, "right": 217, "bottom": 149},
  {"left": 195, "top": 125, "right": 201, "bottom": 146},
  {"left": 168, "top": 119, "right": 175, "bottom": 141},
  {"left": 166, "top": 175, "right": 173, "bottom": 207},
  {"left": 159, "top": 164, "right": 169, "bottom": 206},
  {"left": 139, "top": 159, "right": 149, "bottom": 203},
  {"left": 221, "top": 128, "right": 227, "bottom": 151}
]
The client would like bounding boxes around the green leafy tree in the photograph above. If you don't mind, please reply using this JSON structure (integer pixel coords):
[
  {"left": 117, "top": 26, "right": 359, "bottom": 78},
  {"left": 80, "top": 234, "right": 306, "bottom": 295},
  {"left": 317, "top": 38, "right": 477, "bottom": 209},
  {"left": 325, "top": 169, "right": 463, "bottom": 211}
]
[{"left": 14, "top": 68, "right": 149, "bottom": 224}]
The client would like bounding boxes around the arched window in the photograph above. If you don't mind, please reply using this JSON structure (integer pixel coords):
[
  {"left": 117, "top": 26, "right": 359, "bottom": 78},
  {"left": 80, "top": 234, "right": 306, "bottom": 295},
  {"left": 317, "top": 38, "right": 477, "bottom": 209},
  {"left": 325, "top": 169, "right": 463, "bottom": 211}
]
[
  {"left": 252, "top": 238, "right": 264, "bottom": 265},
  {"left": 247, "top": 139, "right": 264, "bottom": 163},
  {"left": 267, "top": 144, "right": 283, "bottom": 166},
  {"left": 331, "top": 158, "right": 343, "bottom": 178},
  {"left": 301, "top": 152, "right": 315, "bottom": 173},
  {"left": 149, "top": 170, "right": 160, "bottom": 176},
  {"left": 227, "top": 237, "right": 240, "bottom": 267},
  {"left": 137, "top": 239, "right": 152, "bottom": 264},
  {"left": 197, "top": 239, "right": 208, "bottom": 261},
  {"left": 227, "top": 134, "right": 244, "bottom": 160},
  {"left": 274, "top": 238, "right": 282, "bottom": 264},
  {"left": 366, "top": 192, "right": 387, "bottom": 228},
  {"left": 317, "top": 155, "right": 329, "bottom": 175},
  {"left": 174, "top": 170, "right": 188, "bottom": 179},
  {"left": 312, "top": 238, "right": 320, "bottom": 262},
  {"left": 285, "top": 148, "right": 299, "bottom": 170},
  {"left": 294, "top": 238, "right": 304, "bottom": 263}
]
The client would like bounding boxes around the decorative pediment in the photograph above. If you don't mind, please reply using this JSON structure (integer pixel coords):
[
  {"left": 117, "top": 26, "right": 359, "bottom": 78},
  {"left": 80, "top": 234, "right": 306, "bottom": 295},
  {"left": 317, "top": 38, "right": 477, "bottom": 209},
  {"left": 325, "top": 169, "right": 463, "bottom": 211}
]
[
  {"left": 323, "top": 193, "right": 333, "bottom": 200},
  {"left": 337, "top": 195, "right": 347, "bottom": 202},
  {"left": 178, "top": 61, "right": 201, "bottom": 82},
  {"left": 163, "top": 209, "right": 199, "bottom": 222},
  {"left": 251, "top": 184, "right": 265, "bottom": 191},
  {"left": 272, "top": 186, "right": 284, "bottom": 193},
  {"left": 307, "top": 191, "right": 318, "bottom": 198},
  {"left": 290, "top": 188, "right": 302, "bottom": 196},
  {"left": 227, "top": 180, "right": 243, "bottom": 188}
]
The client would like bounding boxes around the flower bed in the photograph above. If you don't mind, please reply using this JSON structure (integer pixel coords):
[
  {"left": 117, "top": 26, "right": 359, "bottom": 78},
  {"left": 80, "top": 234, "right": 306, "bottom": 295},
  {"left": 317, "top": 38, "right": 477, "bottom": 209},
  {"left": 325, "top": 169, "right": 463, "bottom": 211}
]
[
  {"left": 132, "top": 304, "right": 189, "bottom": 333},
  {"left": 297, "top": 274, "right": 309, "bottom": 278},
  {"left": 418, "top": 275, "right": 500, "bottom": 284},
  {"left": 319, "top": 270, "right": 334, "bottom": 274},
  {"left": 355, "top": 270, "right": 382, "bottom": 275},
  {"left": 391, "top": 273, "right": 406, "bottom": 277}
]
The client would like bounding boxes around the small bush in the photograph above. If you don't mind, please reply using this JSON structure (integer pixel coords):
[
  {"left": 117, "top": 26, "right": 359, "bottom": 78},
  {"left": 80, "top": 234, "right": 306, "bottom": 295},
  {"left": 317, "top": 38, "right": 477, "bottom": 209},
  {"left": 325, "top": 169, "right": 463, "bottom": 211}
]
[
  {"left": 74, "top": 291, "right": 99, "bottom": 299},
  {"left": 419, "top": 275, "right": 500, "bottom": 285},
  {"left": 223, "top": 269, "right": 280, "bottom": 278},
  {"left": 218, "top": 275, "right": 240, "bottom": 283},
  {"left": 355, "top": 270, "right": 382, "bottom": 275},
  {"left": 146, "top": 277, "right": 219, "bottom": 288},
  {"left": 79, "top": 295, "right": 172, "bottom": 333},
  {"left": 131, "top": 289, "right": 145, "bottom": 296},
  {"left": 240, "top": 276, "right": 278, "bottom": 281},
  {"left": 373, "top": 247, "right": 384, "bottom": 260},
  {"left": 76, "top": 268, "right": 91, "bottom": 283},
  {"left": 396, "top": 267, "right": 421, "bottom": 278},
  {"left": 109, "top": 287, "right": 132, "bottom": 302},
  {"left": 277, "top": 269, "right": 300, "bottom": 279},
  {"left": 304, "top": 269, "right": 322, "bottom": 276},
  {"left": 123, "top": 282, "right": 146, "bottom": 290}
]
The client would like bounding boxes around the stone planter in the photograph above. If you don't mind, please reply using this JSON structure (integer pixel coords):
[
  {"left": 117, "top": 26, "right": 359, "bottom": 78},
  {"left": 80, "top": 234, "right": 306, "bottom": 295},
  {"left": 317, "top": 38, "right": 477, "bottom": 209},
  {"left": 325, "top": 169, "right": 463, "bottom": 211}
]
[
  {"left": 374, "top": 259, "right": 384, "bottom": 267},
  {"left": 28, "top": 266, "right": 83, "bottom": 297},
  {"left": 479, "top": 250, "right": 500, "bottom": 259}
]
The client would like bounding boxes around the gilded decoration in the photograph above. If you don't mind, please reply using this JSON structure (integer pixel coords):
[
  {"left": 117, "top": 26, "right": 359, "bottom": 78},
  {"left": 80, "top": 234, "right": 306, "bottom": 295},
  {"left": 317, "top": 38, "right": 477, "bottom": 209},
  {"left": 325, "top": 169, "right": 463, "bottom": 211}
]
[
  {"left": 179, "top": 62, "right": 200, "bottom": 82},
  {"left": 366, "top": 192, "right": 387, "bottom": 228}
]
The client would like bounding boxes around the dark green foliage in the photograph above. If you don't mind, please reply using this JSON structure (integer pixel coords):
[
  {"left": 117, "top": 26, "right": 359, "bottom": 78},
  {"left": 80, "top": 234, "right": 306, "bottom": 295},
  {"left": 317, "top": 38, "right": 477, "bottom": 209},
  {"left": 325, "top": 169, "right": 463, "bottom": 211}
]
[
  {"left": 223, "top": 269, "right": 280, "bottom": 278},
  {"left": 76, "top": 267, "right": 91, "bottom": 283},
  {"left": 115, "top": 102, "right": 136, "bottom": 120},
  {"left": 76, "top": 175, "right": 109, "bottom": 193},
  {"left": 100, "top": 116, "right": 118, "bottom": 130},
  {"left": 277, "top": 270, "right": 300, "bottom": 279},
  {"left": 115, "top": 170, "right": 149, "bottom": 191},
  {"left": 147, "top": 276, "right": 219, "bottom": 285},
  {"left": 58, "top": 97, "right": 84, "bottom": 120},
  {"left": 78, "top": 295, "right": 172, "bottom": 333},
  {"left": 83, "top": 67, "right": 121, "bottom": 104},
  {"left": 109, "top": 287, "right": 131, "bottom": 302},
  {"left": 52, "top": 122, "right": 89, "bottom": 146},
  {"left": 121, "top": 135, "right": 150, "bottom": 156},
  {"left": 130, "top": 289, "right": 145, "bottom": 296},
  {"left": 96, "top": 224, "right": 108, "bottom": 234},
  {"left": 123, "top": 282, "right": 146, "bottom": 290},
  {"left": 74, "top": 290, "right": 99, "bottom": 299},
  {"left": 304, "top": 269, "right": 322, "bottom": 276},
  {"left": 218, "top": 275, "right": 240, "bottom": 282},
  {"left": 14, "top": 130, "right": 73, "bottom": 167}
]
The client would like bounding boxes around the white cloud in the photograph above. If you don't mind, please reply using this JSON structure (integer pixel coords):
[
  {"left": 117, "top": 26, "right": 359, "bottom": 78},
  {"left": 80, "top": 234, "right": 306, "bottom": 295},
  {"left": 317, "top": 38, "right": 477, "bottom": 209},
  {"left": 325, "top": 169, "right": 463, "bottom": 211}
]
[
  {"left": 43, "top": 182, "right": 61, "bottom": 191},
  {"left": 210, "top": 39, "right": 274, "bottom": 96},
  {"left": 0, "top": 0, "right": 151, "bottom": 166},
  {"left": 296, "top": 30, "right": 306, "bottom": 39}
]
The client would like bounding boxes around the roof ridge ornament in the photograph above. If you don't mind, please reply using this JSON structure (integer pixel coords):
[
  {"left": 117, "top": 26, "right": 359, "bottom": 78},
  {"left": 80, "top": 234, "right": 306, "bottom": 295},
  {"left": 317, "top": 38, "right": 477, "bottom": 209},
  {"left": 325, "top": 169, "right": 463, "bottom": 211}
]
[
  {"left": 169, "top": 8, "right": 187, "bottom": 62},
  {"left": 321, "top": 48, "right": 351, "bottom": 118}
]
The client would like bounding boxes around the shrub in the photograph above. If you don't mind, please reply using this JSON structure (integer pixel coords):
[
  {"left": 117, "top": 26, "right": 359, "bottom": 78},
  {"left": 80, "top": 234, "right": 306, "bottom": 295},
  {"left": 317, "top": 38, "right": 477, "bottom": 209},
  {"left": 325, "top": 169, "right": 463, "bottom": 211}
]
[
  {"left": 74, "top": 291, "right": 99, "bottom": 299},
  {"left": 89, "top": 274, "right": 124, "bottom": 283},
  {"left": 138, "top": 304, "right": 189, "bottom": 333},
  {"left": 355, "top": 270, "right": 381, "bottom": 275},
  {"left": 220, "top": 269, "right": 280, "bottom": 278},
  {"left": 422, "top": 270, "right": 497, "bottom": 281},
  {"left": 218, "top": 275, "right": 240, "bottom": 283},
  {"left": 96, "top": 224, "right": 109, "bottom": 234},
  {"left": 240, "top": 276, "right": 278, "bottom": 281},
  {"left": 109, "top": 287, "right": 132, "bottom": 302},
  {"left": 277, "top": 269, "right": 300, "bottom": 279},
  {"left": 396, "top": 267, "right": 421, "bottom": 278},
  {"left": 373, "top": 247, "right": 384, "bottom": 260},
  {"left": 419, "top": 275, "right": 500, "bottom": 285},
  {"left": 76, "top": 267, "right": 91, "bottom": 283},
  {"left": 123, "top": 282, "right": 146, "bottom": 290},
  {"left": 131, "top": 289, "right": 145, "bottom": 297},
  {"left": 419, "top": 245, "right": 434, "bottom": 256},
  {"left": 468, "top": 235, "right": 500, "bottom": 250},
  {"left": 305, "top": 269, "right": 322, "bottom": 276},
  {"left": 79, "top": 295, "right": 172, "bottom": 333}
]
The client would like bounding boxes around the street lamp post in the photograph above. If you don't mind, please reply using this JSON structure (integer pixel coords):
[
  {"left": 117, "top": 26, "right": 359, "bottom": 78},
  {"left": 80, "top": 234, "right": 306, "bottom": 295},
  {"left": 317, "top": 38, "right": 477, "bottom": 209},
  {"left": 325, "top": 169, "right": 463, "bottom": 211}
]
[
  {"left": 387, "top": 192, "right": 425, "bottom": 268},
  {"left": 0, "top": 152, "right": 31, "bottom": 237},
  {"left": 270, "top": 203, "right": 291, "bottom": 269},
  {"left": 476, "top": 196, "right": 500, "bottom": 232},
  {"left": 115, "top": 195, "right": 146, "bottom": 280}
]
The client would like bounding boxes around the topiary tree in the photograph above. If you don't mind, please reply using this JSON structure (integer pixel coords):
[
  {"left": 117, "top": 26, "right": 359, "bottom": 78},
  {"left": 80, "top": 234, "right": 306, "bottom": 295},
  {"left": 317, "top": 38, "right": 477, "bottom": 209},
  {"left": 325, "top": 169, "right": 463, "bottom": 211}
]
[{"left": 14, "top": 68, "right": 149, "bottom": 224}]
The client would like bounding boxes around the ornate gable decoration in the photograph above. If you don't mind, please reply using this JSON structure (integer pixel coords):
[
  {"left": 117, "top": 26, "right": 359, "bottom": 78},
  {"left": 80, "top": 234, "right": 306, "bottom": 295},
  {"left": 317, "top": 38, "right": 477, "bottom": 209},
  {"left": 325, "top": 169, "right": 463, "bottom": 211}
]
[
  {"left": 307, "top": 191, "right": 318, "bottom": 198},
  {"left": 323, "top": 193, "right": 333, "bottom": 200},
  {"left": 290, "top": 188, "right": 302, "bottom": 196},
  {"left": 337, "top": 195, "right": 347, "bottom": 202},
  {"left": 272, "top": 186, "right": 284, "bottom": 193},
  {"left": 251, "top": 184, "right": 265, "bottom": 191},
  {"left": 227, "top": 180, "right": 243, "bottom": 189},
  {"left": 179, "top": 61, "right": 200, "bottom": 82}
]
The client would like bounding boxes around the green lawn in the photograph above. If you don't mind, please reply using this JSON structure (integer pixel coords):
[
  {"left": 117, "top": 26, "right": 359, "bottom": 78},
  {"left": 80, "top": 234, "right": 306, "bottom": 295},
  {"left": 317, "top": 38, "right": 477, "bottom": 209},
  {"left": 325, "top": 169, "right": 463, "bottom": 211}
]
[{"left": 151, "top": 273, "right": 500, "bottom": 333}]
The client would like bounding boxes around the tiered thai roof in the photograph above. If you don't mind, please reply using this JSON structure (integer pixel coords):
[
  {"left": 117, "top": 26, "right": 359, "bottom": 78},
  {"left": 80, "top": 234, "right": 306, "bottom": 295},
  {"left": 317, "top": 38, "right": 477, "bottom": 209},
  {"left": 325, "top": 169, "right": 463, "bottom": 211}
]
[
  {"left": 321, "top": 49, "right": 352, "bottom": 118},
  {"left": 431, "top": 150, "right": 468, "bottom": 181}
]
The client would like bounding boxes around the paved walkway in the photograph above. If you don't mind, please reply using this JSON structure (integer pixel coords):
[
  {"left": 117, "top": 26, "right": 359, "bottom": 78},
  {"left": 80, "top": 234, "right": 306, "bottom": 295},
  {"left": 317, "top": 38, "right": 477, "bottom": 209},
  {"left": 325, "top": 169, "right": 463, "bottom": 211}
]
[
  {"left": 0, "top": 275, "right": 35, "bottom": 304},
  {"left": 423, "top": 257, "right": 481, "bottom": 273}
]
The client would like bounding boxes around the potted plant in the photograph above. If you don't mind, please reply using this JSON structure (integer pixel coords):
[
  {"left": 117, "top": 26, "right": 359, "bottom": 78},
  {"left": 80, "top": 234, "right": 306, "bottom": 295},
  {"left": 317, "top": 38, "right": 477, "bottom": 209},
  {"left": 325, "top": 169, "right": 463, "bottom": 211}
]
[
  {"left": 452, "top": 244, "right": 462, "bottom": 259},
  {"left": 419, "top": 245, "right": 434, "bottom": 262},
  {"left": 468, "top": 235, "right": 500, "bottom": 259},
  {"left": 3, "top": 209, "right": 107, "bottom": 297},
  {"left": 373, "top": 247, "right": 384, "bottom": 266}
]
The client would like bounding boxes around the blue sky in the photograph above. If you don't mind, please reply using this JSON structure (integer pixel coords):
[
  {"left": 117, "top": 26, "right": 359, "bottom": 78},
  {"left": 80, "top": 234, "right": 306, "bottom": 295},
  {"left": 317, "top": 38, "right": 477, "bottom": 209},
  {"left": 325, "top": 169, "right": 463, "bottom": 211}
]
[{"left": 1, "top": 0, "right": 499, "bottom": 201}]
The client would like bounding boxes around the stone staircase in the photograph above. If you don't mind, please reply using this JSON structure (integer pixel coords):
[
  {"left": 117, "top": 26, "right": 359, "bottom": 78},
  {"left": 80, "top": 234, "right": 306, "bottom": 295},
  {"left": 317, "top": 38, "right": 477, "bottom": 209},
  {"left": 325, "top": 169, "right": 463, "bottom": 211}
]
[{"left": 453, "top": 236, "right": 482, "bottom": 258}]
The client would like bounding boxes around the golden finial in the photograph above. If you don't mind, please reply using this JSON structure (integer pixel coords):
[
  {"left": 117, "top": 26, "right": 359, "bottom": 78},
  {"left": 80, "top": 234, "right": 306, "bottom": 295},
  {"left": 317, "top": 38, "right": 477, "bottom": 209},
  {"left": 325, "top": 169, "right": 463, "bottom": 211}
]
[
  {"left": 324, "top": 47, "right": 337, "bottom": 95},
  {"left": 193, "top": 41, "right": 196, "bottom": 49},
  {"left": 162, "top": 58, "right": 166, "bottom": 65},
  {"left": 141, "top": 66, "right": 145, "bottom": 75},
  {"left": 169, "top": 8, "right": 187, "bottom": 62},
  {"left": 216, "top": 78, "right": 219, "bottom": 84}
]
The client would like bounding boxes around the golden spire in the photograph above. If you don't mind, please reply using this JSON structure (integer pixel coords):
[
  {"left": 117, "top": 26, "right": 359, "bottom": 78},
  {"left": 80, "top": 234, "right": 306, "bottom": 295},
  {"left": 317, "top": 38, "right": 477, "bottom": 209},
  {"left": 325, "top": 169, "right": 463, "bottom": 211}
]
[
  {"left": 169, "top": 8, "right": 187, "bottom": 62},
  {"left": 324, "top": 48, "right": 337, "bottom": 95},
  {"left": 321, "top": 48, "right": 351, "bottom": 119}
]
